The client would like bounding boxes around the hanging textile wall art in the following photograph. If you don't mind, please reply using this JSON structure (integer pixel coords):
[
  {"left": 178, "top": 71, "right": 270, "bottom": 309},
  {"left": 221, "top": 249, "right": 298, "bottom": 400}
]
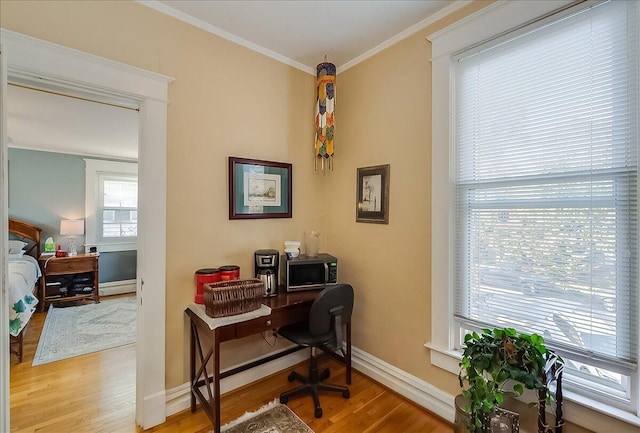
[{"left": 315, "top": 61, "right": 336, "bottom": 172}]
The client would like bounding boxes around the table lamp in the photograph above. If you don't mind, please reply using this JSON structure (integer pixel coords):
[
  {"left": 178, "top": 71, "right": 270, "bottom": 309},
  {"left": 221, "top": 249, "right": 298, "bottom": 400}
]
[{"left": 60, "top": 219, "right": 84, "bottom": 257}]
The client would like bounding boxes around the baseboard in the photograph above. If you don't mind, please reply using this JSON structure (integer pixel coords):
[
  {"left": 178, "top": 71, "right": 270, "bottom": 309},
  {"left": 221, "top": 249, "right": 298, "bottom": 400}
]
[
  {"left": 165, "top": 382, "right": 192, "bottom": 418},
  {"left": 350, "top": 346, "right": 456, "bottom": 422},
  {"left": 140, "top": 389, "right": 167, "bottom": 430},
  {"left": 165, "top": 345, "right": 455, "bottom": 423},
  {"left": 99, "top": 279, "right": 136, "bottom": 297},
  {"left": 165, "top": 347, "right": 308, "bottom": 417}
]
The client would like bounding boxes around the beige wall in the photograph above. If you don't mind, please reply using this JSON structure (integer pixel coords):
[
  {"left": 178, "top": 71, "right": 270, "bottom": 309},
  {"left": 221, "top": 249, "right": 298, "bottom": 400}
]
[
  {"left": 327, "top": 0, "right": 491, "bottom": 397},
  {"left": 0, "top": 1, "right": 620, "bottom": 432},
  {"left": 0, "top": 0, "right": 320, "bottom": 388}
]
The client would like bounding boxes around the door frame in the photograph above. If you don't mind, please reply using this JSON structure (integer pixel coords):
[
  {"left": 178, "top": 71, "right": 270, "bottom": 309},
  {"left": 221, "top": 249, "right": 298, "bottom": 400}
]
[
  {"left": 0, "top": 29, "right": 173, "bottom": 429},
  {"left": 1, "top": 41, "right": 10, "bottom": 433}
]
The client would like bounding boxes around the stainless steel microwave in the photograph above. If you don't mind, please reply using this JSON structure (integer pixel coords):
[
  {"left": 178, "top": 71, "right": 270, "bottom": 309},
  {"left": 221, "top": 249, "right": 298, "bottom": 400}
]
[{"left": 280, "top": 253, "right": 338, "bottom": 292}]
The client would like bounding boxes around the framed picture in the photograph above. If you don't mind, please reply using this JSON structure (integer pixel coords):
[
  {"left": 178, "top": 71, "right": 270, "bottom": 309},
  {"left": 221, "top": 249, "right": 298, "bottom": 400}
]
[
  {"left": 229, "top": 157, "right": 292, "bottom": 219},
  {"left": 356, "top": 164, "right": 390, "bottom": 224},
  {"left": 486, "top": 407, "right": 520, "bottom": 433}
]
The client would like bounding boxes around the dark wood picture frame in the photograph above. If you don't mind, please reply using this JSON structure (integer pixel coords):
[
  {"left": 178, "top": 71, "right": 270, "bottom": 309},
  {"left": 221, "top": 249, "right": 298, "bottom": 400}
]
[
  {"left": 485, "top": 406, "right": 520, "bottom": 433},
  {"left": 356, "top": 164, "right": 390, "bottom": 224},
  {"left": 228, "top": 157, "right": 292, "bottom": 220}
]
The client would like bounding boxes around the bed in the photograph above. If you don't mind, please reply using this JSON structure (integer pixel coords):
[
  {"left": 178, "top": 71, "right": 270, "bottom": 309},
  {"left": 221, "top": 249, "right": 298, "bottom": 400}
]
[{"left": 8, "top": 218, "right": 42, "bottom": 363}]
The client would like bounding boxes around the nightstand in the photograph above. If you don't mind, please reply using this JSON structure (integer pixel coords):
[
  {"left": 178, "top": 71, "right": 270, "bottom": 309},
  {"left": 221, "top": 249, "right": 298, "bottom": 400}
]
[{"left": 38, "top": 253, "right": 100, "bottom": 312}]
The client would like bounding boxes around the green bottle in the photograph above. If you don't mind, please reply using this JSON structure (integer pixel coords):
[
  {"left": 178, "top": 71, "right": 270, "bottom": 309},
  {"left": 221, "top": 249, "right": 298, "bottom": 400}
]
[{"left": 44, "top": 237, "right": 55, "bottom": 253}]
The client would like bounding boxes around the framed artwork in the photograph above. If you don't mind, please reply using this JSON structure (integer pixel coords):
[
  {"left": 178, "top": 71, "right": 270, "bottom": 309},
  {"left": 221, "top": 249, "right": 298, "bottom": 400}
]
[
  {"left": 228, "top": 157, "right": 292, "bottom": 219},
  {"left": 486, "top": 406, "right": 520, "bottom": 433},
  {"left": 356, "top": 164, "right": 390, "bottom": 224}
]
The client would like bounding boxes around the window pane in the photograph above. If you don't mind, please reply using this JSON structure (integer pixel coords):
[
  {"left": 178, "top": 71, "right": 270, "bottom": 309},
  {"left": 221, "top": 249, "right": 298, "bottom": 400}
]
[
  {"left": 103, "top": 224, "right": 122, "bottom": 238},
  {"left": 103, "top": 209, "right": 115, "bottom": 223},
  {"left": 458, "top": 176, "right": 634, "bottom": 362},
  {"left": 103, "top": 209, "right": 137, "bottom": 238},
  {"left": 121, "top": 223, "right": 137, "bottom": 237},
  {"left": 103, "top": 179, "right": 138, "bottom": 208},
  {"left": 100, "top": 175, "right": 138, "bottom": 241}
]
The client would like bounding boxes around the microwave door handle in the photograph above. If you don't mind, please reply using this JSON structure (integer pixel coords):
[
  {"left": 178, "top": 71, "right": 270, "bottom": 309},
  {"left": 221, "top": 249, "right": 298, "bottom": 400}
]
[{"left": 324, "top": 263, "right": 329, "bottom": 283}]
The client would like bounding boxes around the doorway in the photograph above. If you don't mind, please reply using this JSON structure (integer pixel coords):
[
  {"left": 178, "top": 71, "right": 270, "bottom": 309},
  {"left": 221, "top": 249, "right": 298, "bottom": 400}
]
[
  {"left": 0, "top": 29, "right": 172, "bottom": 429},
  {"left": 6, "top": 84, "right": 139, "bottom": 427}
]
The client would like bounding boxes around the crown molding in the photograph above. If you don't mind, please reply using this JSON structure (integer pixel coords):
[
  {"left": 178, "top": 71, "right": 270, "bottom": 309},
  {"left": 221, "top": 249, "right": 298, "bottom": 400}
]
[
  {"left": 138, "top": 1, "right": 472, "bottom": 75},
  {"left": 338, "top": 0, "right": 473, "bottom": 73},
  {"left": 137, "top": 0, "right": 315, "bottom": 75}
]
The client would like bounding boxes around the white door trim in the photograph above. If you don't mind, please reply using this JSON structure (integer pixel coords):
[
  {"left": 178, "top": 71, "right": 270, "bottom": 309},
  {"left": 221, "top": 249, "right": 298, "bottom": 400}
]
[
  {"left": 0, "top": 29, "right": 173, "bottom": 429},
  {"left": 1, "top": 42, "right": 11, "bottom": 433}
]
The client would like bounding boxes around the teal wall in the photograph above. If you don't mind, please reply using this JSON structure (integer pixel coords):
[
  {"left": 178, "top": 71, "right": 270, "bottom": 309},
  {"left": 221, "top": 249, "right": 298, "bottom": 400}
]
[{"left": 8, "top": 148, "right": 136, "bottom": 283}]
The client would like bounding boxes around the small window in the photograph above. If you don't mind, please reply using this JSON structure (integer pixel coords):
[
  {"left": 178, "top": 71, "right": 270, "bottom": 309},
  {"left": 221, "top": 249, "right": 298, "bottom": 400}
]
[
  {"left": 85, "top": 159, "right": 138, "bottom": 252},
  {"left": 99, "top": 176, "right": 138, "bottom": 239}
]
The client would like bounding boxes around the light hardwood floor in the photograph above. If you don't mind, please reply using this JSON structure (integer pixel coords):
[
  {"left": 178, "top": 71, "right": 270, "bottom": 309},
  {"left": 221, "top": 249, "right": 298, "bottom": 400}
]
[{"left": 10, "top": 300, "right": 453, "bottom": 433}]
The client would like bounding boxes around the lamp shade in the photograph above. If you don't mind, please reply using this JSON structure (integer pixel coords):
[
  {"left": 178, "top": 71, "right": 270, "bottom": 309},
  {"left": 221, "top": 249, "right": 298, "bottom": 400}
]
[{"left": 60, "top": 219, "right": 84, "bottom": 236}]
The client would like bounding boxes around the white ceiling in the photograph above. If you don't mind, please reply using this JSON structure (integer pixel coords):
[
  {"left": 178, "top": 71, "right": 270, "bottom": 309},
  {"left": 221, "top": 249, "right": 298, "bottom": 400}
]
[
  {"left": 7, "top": 1, "right": 465, "bottom": 159},
  {"left": 146, "top": 0, "right": 463, "bottom": 73},
  {"left": 7, "top": 85, "right": 139, "bottom": 160}
]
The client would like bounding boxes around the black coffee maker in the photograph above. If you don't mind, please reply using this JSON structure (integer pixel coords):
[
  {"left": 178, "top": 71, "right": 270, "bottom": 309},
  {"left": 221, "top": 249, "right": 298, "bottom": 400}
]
[{"left": 254, "top": 249, "right": 279, "bottom": 297}]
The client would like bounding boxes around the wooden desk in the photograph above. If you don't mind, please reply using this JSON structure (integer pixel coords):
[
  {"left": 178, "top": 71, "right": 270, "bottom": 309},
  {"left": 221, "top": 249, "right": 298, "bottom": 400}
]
[
  {"left": 38, "top": 253, "right": 100, "bottom": 312},
  {"left": 186, "top": 290, "right": 352, "bottom": 433}
]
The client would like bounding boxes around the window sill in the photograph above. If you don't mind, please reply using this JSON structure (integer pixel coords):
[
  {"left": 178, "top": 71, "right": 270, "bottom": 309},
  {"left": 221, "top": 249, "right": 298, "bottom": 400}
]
[
  {"left": 84, "top": 242, "right": 137, "bottom": 253},
  {"left": 424, "top": 342, "right": 640, "bottom": 430},
  {"left": 424, "top": 342, "right": 461, "bottom": 375}
]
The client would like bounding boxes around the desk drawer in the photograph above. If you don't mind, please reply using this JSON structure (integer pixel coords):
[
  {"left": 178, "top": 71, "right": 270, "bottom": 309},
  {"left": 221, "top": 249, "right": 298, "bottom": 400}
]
[
  {"left": 235, "top": 315, "right": 277, "bottom": 339},
  {"left": 235, "top": 306, "right": 310, "bottom": 339},
  {"left": 45, "top": 258, "right": 96, "bottom": 274}
]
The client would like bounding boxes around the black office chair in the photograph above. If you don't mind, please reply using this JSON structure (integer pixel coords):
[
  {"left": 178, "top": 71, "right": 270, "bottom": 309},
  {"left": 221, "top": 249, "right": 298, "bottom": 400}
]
[{"left": 278, "top": 283, "right": 354, "bottom": 418}]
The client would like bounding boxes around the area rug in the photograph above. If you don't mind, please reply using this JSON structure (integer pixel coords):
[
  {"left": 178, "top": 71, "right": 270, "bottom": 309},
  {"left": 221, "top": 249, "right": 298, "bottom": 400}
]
[
  {"left": 32, "top": 296, "right": 136, "bottom": 366},
  {"left": 220, "top": 400, "right": 314, "bottom": 433}
]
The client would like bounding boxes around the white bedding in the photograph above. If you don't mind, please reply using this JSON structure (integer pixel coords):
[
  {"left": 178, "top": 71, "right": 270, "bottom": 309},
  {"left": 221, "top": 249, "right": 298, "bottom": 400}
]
[{"left": 8, "top": 255, "right": 41, "bottom": 337}]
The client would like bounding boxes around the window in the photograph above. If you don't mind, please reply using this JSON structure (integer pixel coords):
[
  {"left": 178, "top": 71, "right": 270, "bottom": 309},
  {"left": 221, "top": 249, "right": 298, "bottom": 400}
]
[
  {"left": 428, "top": 0, "right": 640, "bottom": 427},
  {"left": 101, "top": 176, "right": 138, "bottom": 238},
  {"left": 85, "top": 159, "right": 138, "bottom": 252}
]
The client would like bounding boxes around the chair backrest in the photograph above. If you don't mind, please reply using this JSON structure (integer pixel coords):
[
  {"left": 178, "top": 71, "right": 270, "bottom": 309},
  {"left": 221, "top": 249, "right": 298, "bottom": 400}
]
[{"left": 308, "top": 283, "right": 354, "bottom": 336}]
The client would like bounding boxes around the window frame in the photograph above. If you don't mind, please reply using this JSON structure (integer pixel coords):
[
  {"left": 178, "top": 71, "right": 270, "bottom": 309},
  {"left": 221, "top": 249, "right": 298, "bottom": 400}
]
[
  {"left": 85, "top": 158, "right": 138, "bottom": 252},
  {"left": 426, "top": 0, "right": 640, "bottom": 429},
  {"left": 99, "top": 173, "right": 138, "bottom": 240}
]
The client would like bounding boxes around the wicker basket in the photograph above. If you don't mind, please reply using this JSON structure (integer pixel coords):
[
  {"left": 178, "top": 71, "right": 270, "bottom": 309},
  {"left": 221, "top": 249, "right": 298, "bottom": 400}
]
[{"left": 203, "top": 278, "right": 264, "bottom": 318}]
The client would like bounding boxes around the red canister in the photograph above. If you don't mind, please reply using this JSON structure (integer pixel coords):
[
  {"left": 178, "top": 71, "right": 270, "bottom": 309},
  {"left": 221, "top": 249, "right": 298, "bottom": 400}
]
[
  {"left": 219, "top": 265, "right": 240, "bottom": 281},
  {"left": 195, "top": 268, "right": 221, "bottom": 304}
]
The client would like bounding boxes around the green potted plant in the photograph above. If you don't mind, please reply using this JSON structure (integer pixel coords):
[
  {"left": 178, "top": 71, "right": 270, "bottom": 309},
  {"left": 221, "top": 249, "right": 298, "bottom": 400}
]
[{"left": 457, "top": 327, "right": 563, "bottom": 433}]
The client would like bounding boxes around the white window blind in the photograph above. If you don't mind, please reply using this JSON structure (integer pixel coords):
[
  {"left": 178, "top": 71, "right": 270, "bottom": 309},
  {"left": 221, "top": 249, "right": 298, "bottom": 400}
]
[{"left": 453, "top": 0, "right": 638, "bottom": 399}]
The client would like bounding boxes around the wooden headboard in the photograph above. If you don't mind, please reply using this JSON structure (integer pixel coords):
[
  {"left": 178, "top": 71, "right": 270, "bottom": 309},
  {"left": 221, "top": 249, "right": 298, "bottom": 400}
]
[{"left": 9, "top": 218, "right": 42, "bottom": 258}]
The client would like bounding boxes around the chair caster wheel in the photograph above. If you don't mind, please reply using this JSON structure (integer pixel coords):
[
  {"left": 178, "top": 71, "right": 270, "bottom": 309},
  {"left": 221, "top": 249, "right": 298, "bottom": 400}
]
[
  {"left": 314, "top": 407, "right": 323, "bottom": 418},
  {"left": 342, "top": 389, "right": 350, "bottom": 399},
  {"left": 280, "top": 396, "right": 288, "bottom": 404},
  {"left": 287, "top": 373, "right": 296, "bottom": 382}
]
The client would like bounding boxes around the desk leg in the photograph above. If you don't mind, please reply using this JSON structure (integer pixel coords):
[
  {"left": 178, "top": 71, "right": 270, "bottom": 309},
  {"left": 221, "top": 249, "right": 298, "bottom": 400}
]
[
  {"left": 190, "top": 321, "right": 196, "bottom": 412},
  {"left": 190, "top": 321, "right": 217, "bottom": 423},
  {"left": 346, "top": 322, "right": 352, "bottom": 385},
  {"left": 214, "top": 329, "right": 221, "bottom": 433}
]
